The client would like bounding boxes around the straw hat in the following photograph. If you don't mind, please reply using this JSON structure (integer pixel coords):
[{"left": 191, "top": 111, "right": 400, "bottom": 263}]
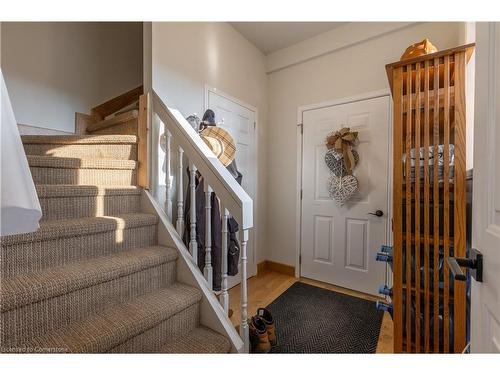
[{"left": 200, "top": 126, "right": 236, "bottom": 167}]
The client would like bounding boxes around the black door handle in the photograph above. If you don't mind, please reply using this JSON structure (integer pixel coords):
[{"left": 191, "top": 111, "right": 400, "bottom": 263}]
[
  {"left": 447, "top": 248, "right": 483, "bottom": 282},
  {"left": 368, "top": 210, "right": 384, "bottom": 217}
]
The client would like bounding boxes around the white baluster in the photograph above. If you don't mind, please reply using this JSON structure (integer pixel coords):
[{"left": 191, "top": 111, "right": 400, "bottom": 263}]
[
  {"left": 204, "top": 181, "right": 213, "bottom": 289},
  {"left": 220, "top": 207, "right": 229, "bottom": 314},
  {"left": 239, "top": 229, "right": 250, "bottom": 352},
  {"left": 176, "top": 147, "right": 184, "bottom": 235},
  {"left": 189, "top": 164, "right": 197, "bottom": 265},
  {"left": 164, "top": 129, "right": 172, "bottom": 219}
]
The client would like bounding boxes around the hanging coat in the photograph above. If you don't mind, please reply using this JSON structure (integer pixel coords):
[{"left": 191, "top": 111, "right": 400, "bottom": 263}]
[
  {"left": 183, "top": 161, "right": 244, "bottom": 288},
  {"left": 225, "top": 159, "right": 243, "bottom": 276}
]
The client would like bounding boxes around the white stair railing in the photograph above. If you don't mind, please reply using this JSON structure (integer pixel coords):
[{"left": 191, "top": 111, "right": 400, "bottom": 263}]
[{"left": 150, "top": 90, "right": 253, "bottom": 352}]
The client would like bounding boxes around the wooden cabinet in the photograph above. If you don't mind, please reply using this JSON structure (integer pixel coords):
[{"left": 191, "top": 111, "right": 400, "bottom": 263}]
[{"left": 386, "top": 43, "right": 475, "bottom": 353}]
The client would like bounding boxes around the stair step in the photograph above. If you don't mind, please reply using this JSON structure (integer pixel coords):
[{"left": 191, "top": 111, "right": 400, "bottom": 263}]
[
  {"left": 36, "top": 185, "right": 141, "bottom": 220},
  {"left": 1, "top": 214, "right": 158, "bottom": 277},
  {"left": 27, "top": 155, "right": 137, "bottom": 169},
  {"left": 86, "top": 110, "right": 138, "bottom": 133},
  {"left": 22, "top": 135, "right": 137, "bottom": 160},
  {"left": 1, "top": 246, "right": 178, "bottom": 346},
  {"left": 159, "top": 327, "right": 231, "bottom": 353},
  {"left": 21, "top": 135, "right": 138, "bottom": 144},
  {"left": 28, "top": 156, "right": 137, "bottom": 185},
  {"left": 16, "top": 284, "right": 202, "bottom": 353},
  {"left": 1, "top": 246, "right": 177, "bottom": 312}
]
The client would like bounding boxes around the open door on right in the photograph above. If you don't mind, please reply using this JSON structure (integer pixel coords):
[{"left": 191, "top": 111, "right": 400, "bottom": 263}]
[{"left": 469, "top": 22, "right": 500, "bottom": 353}]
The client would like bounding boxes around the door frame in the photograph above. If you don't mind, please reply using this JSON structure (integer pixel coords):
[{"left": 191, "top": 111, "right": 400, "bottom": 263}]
[
  {"left": 204, "top": 85, "right": 259, "bottom": 278},
  {"left": 295, "top": 89, "right": 393, "bottom": 287}
]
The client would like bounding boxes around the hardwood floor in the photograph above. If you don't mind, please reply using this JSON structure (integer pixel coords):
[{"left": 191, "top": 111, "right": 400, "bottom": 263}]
[{"left": 228, "top": 269, "right": 394, "bottom": 353}]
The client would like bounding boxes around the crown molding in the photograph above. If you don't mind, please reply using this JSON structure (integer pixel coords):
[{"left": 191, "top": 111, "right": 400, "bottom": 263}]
[{"left": 266, "top": 22, "right": 420, "bottom": 74}]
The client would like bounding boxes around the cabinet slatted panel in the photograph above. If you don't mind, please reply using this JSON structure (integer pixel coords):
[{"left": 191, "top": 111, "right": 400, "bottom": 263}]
[{"left": 386, "top": 44, "right": 474, "bottom": 353}]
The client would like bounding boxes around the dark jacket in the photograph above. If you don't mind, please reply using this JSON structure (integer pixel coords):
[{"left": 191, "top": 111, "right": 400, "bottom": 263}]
[
  {"left": 183, "top": 161, "right": 244, "bottom": 289},
  {"left": 226, "top": 160, "right": 243, "bottom": 276}
]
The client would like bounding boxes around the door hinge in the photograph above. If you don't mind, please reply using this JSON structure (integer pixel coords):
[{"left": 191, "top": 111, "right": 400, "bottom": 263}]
[
  {"left": 299, "top": 254, "right": 302, "bottom": 264},
  {"left": 298, "top": 123, "right": 303, "bottom": 134},
  {"left": 254, "top": 122, "right": 256, "bottom": 130},
  {"left": 300, "top": 189, "right": 303, "bottom": 199}
]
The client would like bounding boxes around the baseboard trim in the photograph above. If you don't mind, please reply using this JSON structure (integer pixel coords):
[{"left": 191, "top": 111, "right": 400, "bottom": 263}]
[
  {"left": 18, "top": 123, "right": 73, "bottom": 135},
  {"left": 257, "top": 260, "right": 295, "bottom": 277}
]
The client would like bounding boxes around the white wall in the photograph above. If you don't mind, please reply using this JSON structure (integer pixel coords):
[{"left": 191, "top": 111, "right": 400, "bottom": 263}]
[
  {"left": 1, "top": 22, "right": 142, "bottom": 133},
  {"left": 152, "top": 22, "right": 269, "bottom": 264},
  {"left": 266, "top": 22, "right": 463, "bottom": 266}
]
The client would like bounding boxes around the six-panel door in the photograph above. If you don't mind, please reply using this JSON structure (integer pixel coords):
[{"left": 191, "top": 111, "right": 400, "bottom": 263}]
[{"left": 301, "top": 96, "right": 391, "bottom": 296}]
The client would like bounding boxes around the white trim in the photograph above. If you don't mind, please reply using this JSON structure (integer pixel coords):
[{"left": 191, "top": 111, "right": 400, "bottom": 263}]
[
  {"left": 295, "top": 121, "right": 303, "bottom": 278},
  {"left": 17, "top": 123, "right": 73, "bottom": 135},
  {"left": 267, "top": 22, "right": 418, "bottom": 74},
  {"left": 296, "top": 89, "right": 393, "bottom": 284},
  {"left": 204, "top": 85, "right": 258, "bottom": 114},
  {"left": 204, "top": 85, "right": 259, "bottom": 278},
  {"left": 296, "top": 89, "right": 391, "bottom": 121}
]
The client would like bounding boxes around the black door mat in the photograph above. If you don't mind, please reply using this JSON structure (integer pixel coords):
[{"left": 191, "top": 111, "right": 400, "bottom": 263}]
[{"left": 265, "top": 282, "right": 384, "bottom": 353}]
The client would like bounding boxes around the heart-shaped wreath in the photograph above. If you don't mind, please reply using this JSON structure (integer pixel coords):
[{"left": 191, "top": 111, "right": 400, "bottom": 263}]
[
  {"left": 324, "top": 127, "right": 360, "bottom": 205},
  {"left": 325, "top": 149, "right": 359, "bottom": 177},
  {"left": 328, "top": 175, "right": 359, "bottom": 206}
]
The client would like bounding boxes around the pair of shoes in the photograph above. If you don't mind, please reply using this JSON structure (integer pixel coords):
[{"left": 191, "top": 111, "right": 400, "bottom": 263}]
[
  {"left": 248, "top": 308, "right": 277, "bottom": 353},
  {"left": 257, "top": 308, "right": 277, "bottom": 346}
]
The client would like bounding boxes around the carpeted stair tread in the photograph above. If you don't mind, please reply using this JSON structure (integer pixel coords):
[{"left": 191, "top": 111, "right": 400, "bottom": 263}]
[
  {"left": 1, "top": 246, "right": 178, "bottom": 312},
  {"left": 1, "top": 213, "right": 157, "bottom": 246},
  {"left": 27, "top": 155, "right": 136, "bottom": 170},
  {"left": 159, "top": 326, "right": 231, "bottom": 353},
  {"left": 35, "top": 184, "right": 141, "bottom": 198},
  {"left": 2, "top": 132, "right": 233, "bottom": 353},
  {"left": 23, "top": 284, "right": 202, "bottom": 353},
  {"left": 21, "top": 135, "right": 138, "bottom": 145},
  {"left": 36, "top": 185, "right": 142, "bottom": 220}
]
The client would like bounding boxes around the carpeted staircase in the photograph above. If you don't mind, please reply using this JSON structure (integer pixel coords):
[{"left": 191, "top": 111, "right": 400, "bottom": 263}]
[{"left": 0, "top": 134, "right": 231, "bottom": 353}]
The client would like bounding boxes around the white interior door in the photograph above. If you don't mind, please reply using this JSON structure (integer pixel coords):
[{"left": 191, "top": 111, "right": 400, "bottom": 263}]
[
  {"left": 470, "top": 22, "right": 500, "bottom": 353},
  {"left": 301, "top": 95, "right": 390, "bottom": 296},
  {"left": 207, "top": 89, "right": 257, "bottom": 288}
]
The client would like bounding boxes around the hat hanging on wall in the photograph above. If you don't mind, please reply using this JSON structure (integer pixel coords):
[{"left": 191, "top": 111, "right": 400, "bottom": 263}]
[{"left": 200, "top": 126, "right": 236, "bottom": 167}]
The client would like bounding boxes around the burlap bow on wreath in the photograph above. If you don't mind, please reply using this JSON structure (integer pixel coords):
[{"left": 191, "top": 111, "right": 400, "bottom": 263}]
[{"left": 325, "top": 127, "right": 359, "bottom": 174}]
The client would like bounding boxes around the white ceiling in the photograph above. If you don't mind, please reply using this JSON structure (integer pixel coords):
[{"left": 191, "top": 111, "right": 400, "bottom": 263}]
[{"left": 230, "top": 22, "right": 347, "bottom": 55}]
